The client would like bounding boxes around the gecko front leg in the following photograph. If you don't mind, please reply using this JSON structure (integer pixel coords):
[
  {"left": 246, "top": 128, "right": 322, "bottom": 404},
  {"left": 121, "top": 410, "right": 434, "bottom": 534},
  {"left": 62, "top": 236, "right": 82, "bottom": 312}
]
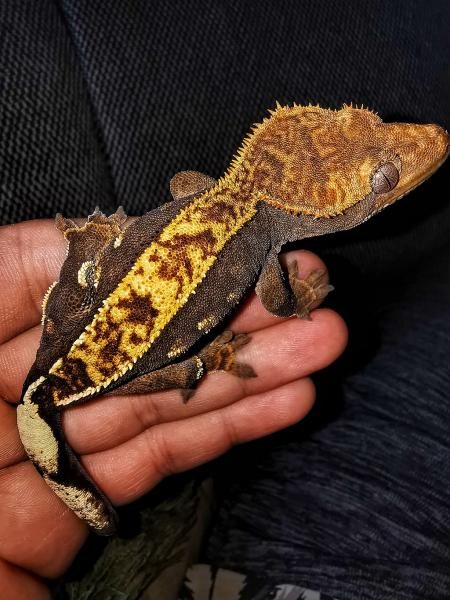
[{"left": 256, "top": 250, "right": 333, "bottom": 319}]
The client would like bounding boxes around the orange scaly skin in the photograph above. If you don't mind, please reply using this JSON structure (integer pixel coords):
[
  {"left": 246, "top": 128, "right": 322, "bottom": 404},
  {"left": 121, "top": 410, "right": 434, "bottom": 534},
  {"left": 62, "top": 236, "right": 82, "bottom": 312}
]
[{"left": 17, "top": 104, "right": 449, "bottom": 534}]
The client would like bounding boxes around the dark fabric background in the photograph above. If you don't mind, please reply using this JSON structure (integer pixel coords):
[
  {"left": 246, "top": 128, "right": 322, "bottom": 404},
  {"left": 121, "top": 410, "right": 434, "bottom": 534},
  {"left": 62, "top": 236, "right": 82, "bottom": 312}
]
[
  {"left": 1, "top": 2, "right": 450, "bottom": 598},
  {"left": 205, "top": 242, "right": 450, "bottom": 599},
  {"left": 1, "top": 0, "right": 449, "bottom": 277}
]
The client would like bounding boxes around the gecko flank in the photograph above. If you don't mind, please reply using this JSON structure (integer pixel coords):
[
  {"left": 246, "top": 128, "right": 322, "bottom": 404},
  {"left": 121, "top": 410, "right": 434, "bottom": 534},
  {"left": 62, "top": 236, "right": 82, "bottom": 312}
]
[{"left": 17, "top": 103, "right": 449, "bottom": 534}]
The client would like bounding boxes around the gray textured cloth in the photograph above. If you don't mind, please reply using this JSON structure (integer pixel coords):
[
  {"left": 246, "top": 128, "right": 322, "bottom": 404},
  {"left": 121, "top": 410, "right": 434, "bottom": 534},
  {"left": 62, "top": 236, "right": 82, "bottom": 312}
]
[
  {"left": 1, "top": 2, "right": 449, "bottom": 598},
  {"left": 1, "top": 1, "right": 449, "bottom": 281},
  {"left": 204, "top": 243, "right": 450, "bottom": 598}
]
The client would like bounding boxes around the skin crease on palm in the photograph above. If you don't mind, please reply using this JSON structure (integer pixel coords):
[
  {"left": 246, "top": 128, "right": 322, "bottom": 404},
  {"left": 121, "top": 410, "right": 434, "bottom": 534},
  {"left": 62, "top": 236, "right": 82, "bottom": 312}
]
[{"left": 0, "top": 219, "right": 348, "bottom": 599}]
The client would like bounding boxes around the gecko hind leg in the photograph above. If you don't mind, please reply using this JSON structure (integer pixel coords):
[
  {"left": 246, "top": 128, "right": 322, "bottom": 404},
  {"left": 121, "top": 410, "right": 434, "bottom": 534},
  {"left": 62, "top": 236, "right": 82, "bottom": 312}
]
[{"left": 112, "top": 330, "right": 256, "bottom": 402}]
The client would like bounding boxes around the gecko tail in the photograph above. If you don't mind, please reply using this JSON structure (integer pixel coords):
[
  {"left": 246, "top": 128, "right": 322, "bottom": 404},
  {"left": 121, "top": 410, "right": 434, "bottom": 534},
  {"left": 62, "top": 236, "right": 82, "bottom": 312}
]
[{"left": 16, "top": 376, "right": 117, "bottom": 535}]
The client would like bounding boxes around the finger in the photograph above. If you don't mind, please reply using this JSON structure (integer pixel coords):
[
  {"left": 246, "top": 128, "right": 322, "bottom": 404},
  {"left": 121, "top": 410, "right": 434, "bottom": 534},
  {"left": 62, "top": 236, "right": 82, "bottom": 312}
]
[
  {"left": 0, "top": 324, "right": 41, "bottom": 404},
  {"left": 0, "top": 461, "right": 88, "bottom": 578},
  {"left": 0, "top": 250, "right": 329, "bottom": 404},
  {"left": 65, "top": 308, "right": 345, "bottom": 454},
  {"left": 0, "top": 220, "right": 64, "bottom": 345},
  {"left": 0, "top": 398, "right": 26, "bottom": 468},
  {"left": 0, "top": 559, "right": 50, "bottom": 600},
  {"left": 82, "top": 377, "right": 316, "bottom": 504}
]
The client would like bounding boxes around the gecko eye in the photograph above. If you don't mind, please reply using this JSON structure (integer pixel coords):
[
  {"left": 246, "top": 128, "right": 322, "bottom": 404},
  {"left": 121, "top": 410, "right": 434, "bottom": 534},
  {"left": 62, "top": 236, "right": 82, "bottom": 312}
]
[{"left": 371, "top": 162, "right": 399, "bottom": 194}]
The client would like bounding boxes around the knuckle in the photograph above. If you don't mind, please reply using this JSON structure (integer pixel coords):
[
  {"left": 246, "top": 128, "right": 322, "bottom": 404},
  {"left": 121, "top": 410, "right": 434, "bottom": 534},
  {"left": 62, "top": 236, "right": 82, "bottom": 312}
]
[
  {"left": 219, "top": 411, "right": 239, "bottom": 447},
  {"left": 145, "top": 426, "right": 177, "bottom": 479},
  {"left": 129, "top": 393, "right": 161, "bottom": 430}
]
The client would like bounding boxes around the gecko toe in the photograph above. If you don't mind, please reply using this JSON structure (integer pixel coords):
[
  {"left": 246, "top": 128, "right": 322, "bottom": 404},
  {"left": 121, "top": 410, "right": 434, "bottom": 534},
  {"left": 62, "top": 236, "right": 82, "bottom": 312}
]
[{"left": 288, "top": 267, "right": 334, "bottom": 319}]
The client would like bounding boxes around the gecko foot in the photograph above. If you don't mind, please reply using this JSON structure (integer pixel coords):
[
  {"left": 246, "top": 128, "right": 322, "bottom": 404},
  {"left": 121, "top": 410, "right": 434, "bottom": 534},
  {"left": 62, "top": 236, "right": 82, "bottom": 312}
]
[
  {"left": 288, "top": 262, "right": 334, "bottom": 320},
  {"left": 199, "top": 330, "right": 256, "bottom": 379}
]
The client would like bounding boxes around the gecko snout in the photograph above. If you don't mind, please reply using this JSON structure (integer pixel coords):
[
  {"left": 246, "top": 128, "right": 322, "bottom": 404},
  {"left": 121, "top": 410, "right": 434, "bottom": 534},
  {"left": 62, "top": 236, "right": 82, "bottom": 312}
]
[
  {"left": 423, "top": 124, "right": 450, "bottom": 160},
  {"left": 405, "top": 123, "right": 450, "bottom": 169}
]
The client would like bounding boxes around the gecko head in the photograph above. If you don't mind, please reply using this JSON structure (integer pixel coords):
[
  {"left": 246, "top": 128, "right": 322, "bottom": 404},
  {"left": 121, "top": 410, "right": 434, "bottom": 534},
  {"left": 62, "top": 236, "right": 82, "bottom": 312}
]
[
  {"left": 233, "top": 103, "right": 449, "bottom": 218},
  {"left": 369, "top": 118, "right": 449, "bottom": 214}
]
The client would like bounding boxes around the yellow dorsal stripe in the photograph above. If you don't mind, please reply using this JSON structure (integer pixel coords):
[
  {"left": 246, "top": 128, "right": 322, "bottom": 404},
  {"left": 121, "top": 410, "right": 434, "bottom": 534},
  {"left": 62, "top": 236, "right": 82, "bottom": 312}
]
[{"left": 50, "top": 188, "right": 258, "bottom": 401}]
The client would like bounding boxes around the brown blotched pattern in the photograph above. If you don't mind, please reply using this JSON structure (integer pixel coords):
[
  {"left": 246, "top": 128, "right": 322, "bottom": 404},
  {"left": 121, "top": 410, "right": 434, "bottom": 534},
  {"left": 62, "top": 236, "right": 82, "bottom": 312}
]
[
  {"left": 232, "top": 104, "right": 449, "bottom": 217},
  {"left": 50, "top": 179, "right": 258, "bottom": 405}
]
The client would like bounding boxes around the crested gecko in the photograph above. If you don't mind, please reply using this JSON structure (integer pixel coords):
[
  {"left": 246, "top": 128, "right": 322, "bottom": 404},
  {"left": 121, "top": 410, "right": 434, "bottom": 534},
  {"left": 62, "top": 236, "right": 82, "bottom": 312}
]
[{"left": 17, "top": 103, "right": 450, "bottom": 535}]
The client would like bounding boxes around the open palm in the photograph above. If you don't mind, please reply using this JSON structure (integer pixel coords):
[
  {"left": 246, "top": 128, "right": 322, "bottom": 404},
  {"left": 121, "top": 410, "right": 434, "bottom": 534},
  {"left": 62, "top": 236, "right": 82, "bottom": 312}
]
[{"left": 0, "top": 219, "right": 347, "bottom": 598}]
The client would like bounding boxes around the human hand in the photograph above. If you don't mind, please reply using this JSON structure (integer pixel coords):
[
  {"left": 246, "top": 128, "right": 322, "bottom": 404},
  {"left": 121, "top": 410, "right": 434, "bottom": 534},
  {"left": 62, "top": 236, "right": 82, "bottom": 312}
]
[{"left": 0, "top": 219, "right": 347, "bottom": 598}]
